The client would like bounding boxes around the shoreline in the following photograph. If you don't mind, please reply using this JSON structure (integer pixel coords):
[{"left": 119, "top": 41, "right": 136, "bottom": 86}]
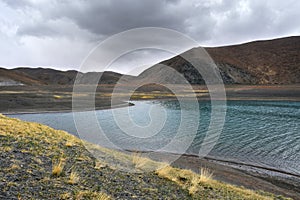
[
  {"left": 121, "top": 149, "right": 300, "bottom": 199},
  {"left": 3, "top": 102, "right": 134, "bottom": 115},
  {"left": 3, "top": 97, "right": 300, "bottom": 115},
  {"left": 173, "top": 154, "right": 300, "bottom": 199},
  {"left": 1, "top": 84, "right": 300, "bottom": 114},
  {"left": 139, "top": 149, "right": 300, "bottom": 179}
]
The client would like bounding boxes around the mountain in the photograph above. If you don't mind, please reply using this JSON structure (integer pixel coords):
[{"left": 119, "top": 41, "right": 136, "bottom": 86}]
[
  {"left": 0, "top": 68, "right": 44, "bottom": 85},
  {"left": 0, "top": 67, "right": 132, "bottom": 86},
  {"left": 138, "top": 36, "right": 300, "bottom": 85},
  {"left": 0, "top": 36, "right": 299, "bottom": 86}
]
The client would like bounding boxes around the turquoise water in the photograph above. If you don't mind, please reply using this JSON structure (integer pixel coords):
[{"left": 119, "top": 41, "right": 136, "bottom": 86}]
[{"left": 9, "top": 100, "right": 300, "bottom": 175}]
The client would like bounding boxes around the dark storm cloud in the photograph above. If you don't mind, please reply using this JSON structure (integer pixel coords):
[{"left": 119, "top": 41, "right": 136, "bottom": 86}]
[
  {"left": 0, "top": 0, "right": 299, "bottom": 71},
  {"left": 56, "top": 0, "right": 186, "bottom": 35},
  {"left": 7, "top": 0, "right": 190, "bottom": 38},
  {"left": 7, "top": 0, "right": 299, "bottom": 44}
]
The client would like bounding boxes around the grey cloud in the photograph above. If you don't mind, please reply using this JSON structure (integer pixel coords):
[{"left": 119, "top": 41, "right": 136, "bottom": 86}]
[
  {"left": 5, "top": 0, "right": 300, "bottom": 44},
  {"left": 0, "top": 0, "right": 299, "bottom": 71},
  {"left": 2, "top": 0, "right": 32, "bottom": 8},
  {"left": 3, "top": 0, "right": 300, "bottom": 43},
  {"left": 17, "top": 22, "right": 58, "bottom": 37},
  {"left": 6, "top": 0, "right": 193, "bottom": 41},
  {"left": 41, "top": 0, "right": 189, "bottom": 35},
  {"left": 192, "top": 0, "right": 300, "bottom": 46}
]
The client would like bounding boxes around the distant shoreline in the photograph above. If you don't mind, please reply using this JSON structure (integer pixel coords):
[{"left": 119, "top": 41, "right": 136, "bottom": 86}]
[
  {"left": 3, "top": 97, "right": 300, "bottom": 115},
  {"left": 1, "top": 84, "right": 299, "bottom": 115},
  {"left": 3, "top": 102, "right": 133, "bottom": 115}
]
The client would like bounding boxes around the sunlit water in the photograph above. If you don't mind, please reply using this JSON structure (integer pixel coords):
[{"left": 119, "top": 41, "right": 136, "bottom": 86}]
[{"left": 9, "top": 100, "right": 300, "bottom": 175}]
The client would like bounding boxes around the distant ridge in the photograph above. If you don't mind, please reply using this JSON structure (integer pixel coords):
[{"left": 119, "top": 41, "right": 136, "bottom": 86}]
[
  {"left": 138, "top": 36, "right": 300, "bottom": 85},
  {"left": 0, "top": 67, "right": 133, "bottom": 85},
  {"left": 0, "top": 36, "right": 299, "bottom": 85}
]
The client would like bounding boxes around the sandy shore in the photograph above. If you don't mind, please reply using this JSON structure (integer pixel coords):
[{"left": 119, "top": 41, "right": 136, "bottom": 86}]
[
  {"left": 173, "top": 155, "right": 300, "bottom": 199},
  {"left": 121, "top": 149, "right": 300, "bottom": 199}
]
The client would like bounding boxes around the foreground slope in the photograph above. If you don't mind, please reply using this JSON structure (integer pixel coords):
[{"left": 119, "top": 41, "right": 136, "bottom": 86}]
[{"left": 0, "top": 114, "right": 289, "bottom": 199}]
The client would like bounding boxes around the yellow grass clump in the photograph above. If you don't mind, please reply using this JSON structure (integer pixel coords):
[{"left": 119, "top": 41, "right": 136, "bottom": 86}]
[
  {"left": 200, "top": 167, "right": 213, "bottom": 182},
  {"left": 10, "top": 164, "right": 21, "bottom": 171},
  {"left": 65, "top": 141, "right": 74, "bottom": 147},
  {"left": 52, "top": 159, "right": 65, "bottom": 177},
  {"left": 131, "top": 152, "right": 167, "bottom": 171},
  {"left": 188, "top": 168, "right": 213, "bottom": 195},
  {"left": 156, "top": 165, "right": 275, "bottom": 199},
  {"left": 94, "top": 161, "right": 107, "bottom": 170},
  {"left": 53, "top": 95, "right": 62, "bottom": 99},
  {"left": 75, "top": 191, "right": 111, "bottom": 200},
  {"left": 132, "top": 152, "right": 150, "bottom": 169},
  {"left": 68, "top": 171, "right": 80, "bottom": 184}
]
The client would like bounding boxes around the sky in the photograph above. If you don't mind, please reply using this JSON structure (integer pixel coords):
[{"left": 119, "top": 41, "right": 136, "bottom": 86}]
[{"left": 0, "top": 0, "right": 299, "bottom": 75}]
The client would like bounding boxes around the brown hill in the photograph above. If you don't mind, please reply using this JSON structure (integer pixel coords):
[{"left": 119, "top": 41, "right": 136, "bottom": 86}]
[
  {"left": 207, "top": 36, "right": 300, "bottom": 84},
  {"left": 0, "top": 68, "right": 44, "bottom": 85},
  {"left": 138, "top": 36, "right": 300, "bottom": 85},
  {"left": 0, "top": 67, "right": 132, "bottom": 85}
]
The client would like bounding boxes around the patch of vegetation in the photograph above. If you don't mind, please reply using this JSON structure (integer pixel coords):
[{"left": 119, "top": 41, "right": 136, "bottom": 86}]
[
  {"left": 155, "top": 165, "right": 290, "bottom": 199},
  {"left": 52, "top": 158, "right": 65, "bottom": 177},
  {"left": 130, "top": 92, "right": 176, "bottom": 100},
  {"left": 0, "top": 114, "right": 290, "bottom": 199},
  {"left": 67, "top": 171, "right": 80, "bottom": 185}
]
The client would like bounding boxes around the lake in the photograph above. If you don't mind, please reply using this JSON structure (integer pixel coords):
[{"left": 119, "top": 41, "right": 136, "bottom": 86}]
[{"left": 8, "top": 100, "right": 300, "bottom": 176}]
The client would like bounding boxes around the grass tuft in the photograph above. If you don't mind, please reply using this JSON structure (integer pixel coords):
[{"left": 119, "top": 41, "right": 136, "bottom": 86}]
[
  {"left": 60, "top": 192, "right": 72, "bottom": 199},
  {"left": 132, "top": 152, "right": 149, "bottom": 169},
  {"left": 52, "top": 158, "right": 65, "bottom": 177},
  {"left": 75, "top": 191, "right": 111, "bottom": 200},
  {"left": 67, "top": 171, "right": 80, "bottom": 185},
  {"left": 53, "top": 95, "right": 62, "bottom": 99},
  {"left": 199, "top": 167, "right": 213, "bottom": 183},
  {"left": 65, "top": 141, "right": 73, "bottom": 147},
  {"left": 156, "top": 165, "right": 276, "bottom": 199},
  {"left": 94, "top": 161, "right": 106, "bottom": 170},
  {"left": 10, "top": 164, "right": 21, "bottom": 171}
]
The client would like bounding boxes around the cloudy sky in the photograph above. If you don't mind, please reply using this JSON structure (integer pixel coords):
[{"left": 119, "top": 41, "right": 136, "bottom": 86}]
[{"left": 0, "top": 0, "right": 299, "bottom": 75}]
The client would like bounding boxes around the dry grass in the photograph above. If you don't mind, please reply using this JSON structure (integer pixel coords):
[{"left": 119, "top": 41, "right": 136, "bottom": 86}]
[
  {"left": 94, "top": 161, "right": 106, "bottom": 170},
  {"left": 52, "top": 158, "right": 65, "bottom": 177},
  {"left": 189, "top": 174, "right": 201, "bottom": 195},
  {"left": 60, "top": 192, "right": 72, "bottom": 199},
  {"left": 156, "top": 165, "right": 194, "bottom": 186},
  {"left": 131, "top": 152, "right": 166, "bottom": 171},
  {"left": 65, "top": 141, "right": 73, "bottom": 147},
  {"left": 75, "top": 191, "right": 111, "bottom": 200},
  {"left": 199, "top": 167, "right": 213, "bottom": 182},
  {"left": 132, "top": 152, "right": 150, "bottom": 169},
  {"left": 10, "top": 164, "right": 21, "bottom": 171},
  {"left": 156, "top": 165, "right": 276, "bottom": 199},
  {"left": 188, "top": 168, "right": 213, "bottom": 195},
  {"left": 68, "top": 171, "right": 80, "bottom": 185},
  {"left": 53, "top": 95, "right": 62, "bottom": 99},
  {"left": 0, "top": 146, "right": 12, "bottom": 152}
]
